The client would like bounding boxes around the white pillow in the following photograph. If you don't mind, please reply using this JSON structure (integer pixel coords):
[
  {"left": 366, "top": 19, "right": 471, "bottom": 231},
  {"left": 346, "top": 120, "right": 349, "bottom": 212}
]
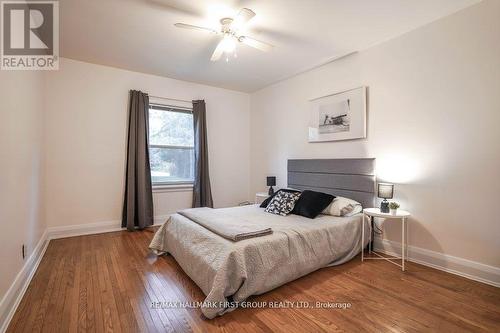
[{"left": 322, "top": 196, "right": 362, "bottom": 217}]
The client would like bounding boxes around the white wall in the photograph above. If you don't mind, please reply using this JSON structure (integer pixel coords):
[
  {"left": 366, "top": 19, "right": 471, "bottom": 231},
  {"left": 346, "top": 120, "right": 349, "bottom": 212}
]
[
  {"left": 43, "top": 58, "right": 250, "bottom": 228},
  {"left": 250, "top": 0, "right": 500, "bottom": 268},
  {"left": 0, "top": 71, "right": 45, "bottom": 301}
]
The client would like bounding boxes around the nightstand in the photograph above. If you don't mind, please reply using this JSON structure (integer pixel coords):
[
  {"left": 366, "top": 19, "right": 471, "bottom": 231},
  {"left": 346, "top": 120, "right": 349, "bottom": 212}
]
[
  {"left": 362, "top": 208, "right": 411, "bottom": 271},
  {"left": 255, "top": 192, "right": 270, "bottom": 204}
]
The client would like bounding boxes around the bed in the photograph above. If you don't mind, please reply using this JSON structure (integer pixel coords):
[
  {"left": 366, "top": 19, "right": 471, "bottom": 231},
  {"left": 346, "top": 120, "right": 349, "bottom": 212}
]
[{"left": 150, "top": 158, "right": 376, "bottom": 319}]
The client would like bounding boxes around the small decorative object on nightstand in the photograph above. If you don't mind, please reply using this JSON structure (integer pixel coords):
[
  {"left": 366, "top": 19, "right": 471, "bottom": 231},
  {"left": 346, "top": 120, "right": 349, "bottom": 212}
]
[
  {"left": 377, "top": 183, "right": 394, "bottom": 213},
  {"left": 361, "top": 207, "right": 411, "bottom": 271},
  {"left": 255, "top": 192, "right": 270, "bottom": 205},
  {"left": 389, "top": 202, "right": 400, "bottom": 215},
  {"left": 267, "top": 176, "right": 276, "bottom": 195}
]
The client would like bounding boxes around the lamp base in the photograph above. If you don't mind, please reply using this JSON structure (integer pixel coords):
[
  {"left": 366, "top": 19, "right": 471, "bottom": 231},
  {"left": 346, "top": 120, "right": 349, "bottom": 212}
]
[
  {"left": 380, "top": 200, "right": 389, "bottom": 213},
  {"left": 268, "top": 186, "right": 274, "bottom": 196}
]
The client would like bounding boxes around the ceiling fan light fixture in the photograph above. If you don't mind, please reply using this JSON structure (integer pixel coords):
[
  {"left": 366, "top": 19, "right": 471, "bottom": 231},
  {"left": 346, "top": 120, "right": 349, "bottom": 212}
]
[
  {"left": 220, "top": 35, "right": 236, "bottom": 53},
  {"left": 175, "top": 7, "right": 274, "bottom": 62}
]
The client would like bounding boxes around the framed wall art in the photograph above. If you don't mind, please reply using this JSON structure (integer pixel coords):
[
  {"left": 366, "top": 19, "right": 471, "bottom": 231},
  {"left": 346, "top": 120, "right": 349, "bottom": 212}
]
[{"left": 308, "top": 86, "right": 367, "bottom": 142}]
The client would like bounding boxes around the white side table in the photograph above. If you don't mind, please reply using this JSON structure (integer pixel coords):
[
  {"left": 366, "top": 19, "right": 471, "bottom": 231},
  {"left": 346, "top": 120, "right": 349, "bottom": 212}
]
[
  {"left": 255, "top": 192, "right": 270, "bottom": 204},
  {"left": 362, "top": 208, "right": 411, "bottom": 271}
]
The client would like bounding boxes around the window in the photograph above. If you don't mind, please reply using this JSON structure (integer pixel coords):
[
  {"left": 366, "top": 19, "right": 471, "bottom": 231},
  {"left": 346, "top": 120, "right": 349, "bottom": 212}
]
[{"left": 149, "top": 104, "right": 194, "bottom": 185}]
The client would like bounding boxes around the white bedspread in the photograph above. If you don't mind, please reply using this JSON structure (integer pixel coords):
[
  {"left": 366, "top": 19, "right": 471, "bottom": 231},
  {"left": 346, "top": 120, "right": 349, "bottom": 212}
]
[{"left": 150, "top": 205, "right": 370, "bottom": 318}]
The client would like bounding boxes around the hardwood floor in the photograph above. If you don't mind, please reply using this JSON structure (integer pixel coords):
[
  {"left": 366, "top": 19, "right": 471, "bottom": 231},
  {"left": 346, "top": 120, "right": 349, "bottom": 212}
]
[{"left": 7, "top": 229, "right": 500, "bottom": 333}]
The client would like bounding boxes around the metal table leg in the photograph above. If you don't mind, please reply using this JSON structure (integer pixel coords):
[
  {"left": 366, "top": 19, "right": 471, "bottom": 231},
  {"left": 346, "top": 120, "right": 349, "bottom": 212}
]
[
  {"left": 402, "top": 217, "right": 405, "bottom": 271},
  {"left": 370, "top": 216, "right": 374, "bottom": 253},
  {"left": 361, "top": 213, "right": 365, "bottom": 262}
]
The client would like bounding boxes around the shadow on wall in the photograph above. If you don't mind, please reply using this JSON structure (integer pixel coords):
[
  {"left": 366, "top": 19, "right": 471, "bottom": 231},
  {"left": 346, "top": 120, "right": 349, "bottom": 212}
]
[{"left": 378, "top": 215, "right": 443, "bottom": 260}]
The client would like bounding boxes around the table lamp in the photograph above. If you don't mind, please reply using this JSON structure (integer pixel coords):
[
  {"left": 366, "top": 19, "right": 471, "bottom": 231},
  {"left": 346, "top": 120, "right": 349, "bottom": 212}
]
[
  {"left": 267, "top": 176, "right": 276, "bottom": 195},
  {"left": 377, "top": 183, "right": 394, "bottom": 213}
]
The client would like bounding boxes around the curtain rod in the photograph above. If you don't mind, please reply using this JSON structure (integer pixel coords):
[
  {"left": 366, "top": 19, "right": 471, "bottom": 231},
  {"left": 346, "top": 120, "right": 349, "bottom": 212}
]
[
  {"left": 150, "top": 103, "right": 193, "bottom": 112},
  {"left": 148, "top": 95, "right": 192, "bottom": 104}
]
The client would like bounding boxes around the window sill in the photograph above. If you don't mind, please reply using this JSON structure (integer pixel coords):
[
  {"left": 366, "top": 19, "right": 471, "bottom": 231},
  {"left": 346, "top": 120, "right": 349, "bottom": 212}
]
[{"left": 152, "top": 183, "right": 194, "bottom": 193}]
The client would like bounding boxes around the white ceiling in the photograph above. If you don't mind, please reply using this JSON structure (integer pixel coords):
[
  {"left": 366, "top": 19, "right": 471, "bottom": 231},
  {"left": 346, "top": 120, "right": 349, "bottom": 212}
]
[{"left": 60, "top": 0, "right": 480, "bottom": 92}]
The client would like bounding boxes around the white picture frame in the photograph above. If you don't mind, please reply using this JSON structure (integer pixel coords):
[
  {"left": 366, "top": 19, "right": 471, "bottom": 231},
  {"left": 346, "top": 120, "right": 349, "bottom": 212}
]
[{"left": 308, "top": 86, "right": 367, "bottom": 142}]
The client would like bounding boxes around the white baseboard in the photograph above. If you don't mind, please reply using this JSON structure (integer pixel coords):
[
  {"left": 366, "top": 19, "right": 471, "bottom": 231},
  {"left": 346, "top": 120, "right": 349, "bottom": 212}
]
[
  {"left": 47, "top": 214, "right": 171, "bottom": 240},
  {"left": 0, "top": 214, "right": 170, "bottom": 332},
  {"left": 374, "top": 237, "right": 500, "bottom": 288},
  {"left": 0, "top": 230, "right": 49, "bottom": 333}
]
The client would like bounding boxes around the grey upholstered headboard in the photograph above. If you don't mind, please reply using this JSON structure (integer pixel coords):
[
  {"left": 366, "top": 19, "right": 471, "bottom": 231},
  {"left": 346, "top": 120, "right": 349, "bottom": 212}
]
[{"left": 287, "top": 158, "right": 376, "bottom": 208}]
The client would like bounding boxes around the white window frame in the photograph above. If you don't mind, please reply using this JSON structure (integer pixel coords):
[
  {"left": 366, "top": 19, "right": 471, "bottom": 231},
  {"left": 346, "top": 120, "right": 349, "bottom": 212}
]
[{"left": 149, "top": 103, "right": 195, "bottom": 189}]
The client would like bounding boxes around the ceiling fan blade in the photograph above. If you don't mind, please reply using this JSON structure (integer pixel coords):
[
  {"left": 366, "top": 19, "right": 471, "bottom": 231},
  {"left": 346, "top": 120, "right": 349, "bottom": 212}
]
[
  {"left": 234, "top": 8, "right": 256, "bottom": 27},
  {"left": 210, "top": 39, "right": 226, "bottom": 61},
  {"left": 239, "top": 36, "right": 274, "bottom": 52},
  {"left": 174, "top": 23, "right": 218, "bottom": 34}
]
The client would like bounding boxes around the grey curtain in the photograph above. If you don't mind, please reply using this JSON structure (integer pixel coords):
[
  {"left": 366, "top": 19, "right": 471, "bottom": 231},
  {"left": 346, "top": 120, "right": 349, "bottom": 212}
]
[
  {"left": 122, "top": 90, "right": 154, "bottom": 230},
  {"left": 192, "top": 100, "right": 214, "bottom": 208}
]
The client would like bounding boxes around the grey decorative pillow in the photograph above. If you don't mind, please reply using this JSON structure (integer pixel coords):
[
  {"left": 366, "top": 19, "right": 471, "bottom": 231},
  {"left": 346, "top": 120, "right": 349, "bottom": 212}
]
[{"left": 265, "top": 191, "right": 301, "bottom": 216}]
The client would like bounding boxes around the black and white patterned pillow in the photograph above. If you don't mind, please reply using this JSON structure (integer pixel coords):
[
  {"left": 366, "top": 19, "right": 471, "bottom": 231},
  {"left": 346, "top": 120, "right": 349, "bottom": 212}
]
[{"left": 265, "top": 191, "right": 301, "bottom": 216}]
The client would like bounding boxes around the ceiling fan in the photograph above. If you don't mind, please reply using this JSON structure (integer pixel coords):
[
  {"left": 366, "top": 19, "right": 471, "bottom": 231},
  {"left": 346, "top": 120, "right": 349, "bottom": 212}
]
[{"left": 174, "top": 8, "right": 274, "bottom": 62}]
